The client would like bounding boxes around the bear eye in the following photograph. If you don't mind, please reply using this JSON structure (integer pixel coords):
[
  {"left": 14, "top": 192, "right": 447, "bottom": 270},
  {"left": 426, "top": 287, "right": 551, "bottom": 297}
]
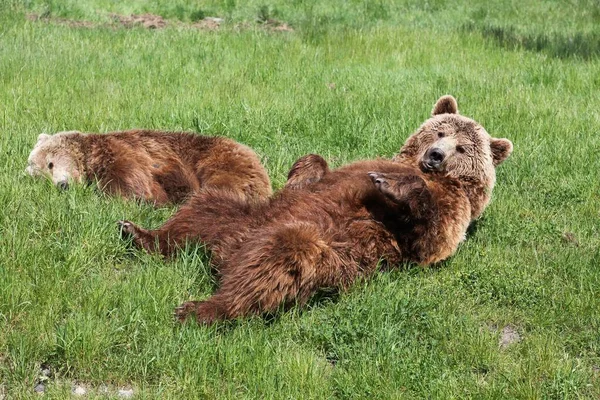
[
  {"left": 437, "top": 132, "right": 445, "bottom": 138},
  {"left": 48, "top": 162, "right": 54, "bottom": 170},
  {"left": 456, "top": 146, "right": 465, "bottom": 154}
]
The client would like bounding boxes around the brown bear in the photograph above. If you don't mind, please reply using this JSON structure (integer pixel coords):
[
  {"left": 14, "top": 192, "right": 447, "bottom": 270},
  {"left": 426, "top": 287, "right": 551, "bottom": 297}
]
[
  {"left": 26, "top": 129, "right": 272, "bottom": 204},
  {"left": 119, "top": 95, "right": 513, "bottom": 324}
]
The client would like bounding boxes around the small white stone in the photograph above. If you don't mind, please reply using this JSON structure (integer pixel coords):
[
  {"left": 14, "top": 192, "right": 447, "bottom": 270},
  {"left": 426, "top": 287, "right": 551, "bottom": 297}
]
[
  {"left": 73, "top": 385, "right": 87, "bottom": 396},
  {"left": 118, "top": 388, "right": 134, "bottom": 398}
]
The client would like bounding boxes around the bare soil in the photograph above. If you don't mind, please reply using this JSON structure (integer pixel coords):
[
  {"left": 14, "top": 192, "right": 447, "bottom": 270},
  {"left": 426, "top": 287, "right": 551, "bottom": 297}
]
[
  {"left": 109, "top": 13, "right": 167, "bottom": 29},
  {"left": 27, "top": 13, "right": 292, "bottom": 33}
]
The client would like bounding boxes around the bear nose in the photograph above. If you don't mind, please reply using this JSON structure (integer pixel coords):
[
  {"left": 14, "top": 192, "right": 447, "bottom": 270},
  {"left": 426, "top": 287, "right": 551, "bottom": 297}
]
[
  {"left": 426, "top": 148, "right": 445, "bottom": 165},
  {"left": 57, "top": 181, "right": 69, "bottom": 190}
]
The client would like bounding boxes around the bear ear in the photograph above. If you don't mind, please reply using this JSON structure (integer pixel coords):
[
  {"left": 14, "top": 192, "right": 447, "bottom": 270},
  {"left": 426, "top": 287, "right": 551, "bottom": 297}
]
[
  {"left": 37, "top": 133, "right": 50, "bottom": 142},
  {"left": 490, "top": 138, "right": 513, "bottom": 166},
  {"left": 432, "top": 95, "right": 459, "bottom": 116}
]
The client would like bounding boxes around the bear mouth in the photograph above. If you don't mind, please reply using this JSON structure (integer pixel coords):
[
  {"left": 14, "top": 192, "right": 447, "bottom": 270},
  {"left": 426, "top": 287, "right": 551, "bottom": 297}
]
[{"left": 420, "top": 160, "right": 443, "bottom": 173}]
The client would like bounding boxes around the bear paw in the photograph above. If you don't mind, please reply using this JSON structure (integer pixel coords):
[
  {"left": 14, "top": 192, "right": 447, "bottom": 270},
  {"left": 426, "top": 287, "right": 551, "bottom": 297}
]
[
  {"left": 368, "top": 172, "right": 426, "bottom": 203},
  {"left": 174, "top": 301, "right": 201, "bottom": 323},
  {"left": 175, "top": 299, "right": 226, "bottom": 325},
  {"left": 117, "top": 220, "right": 138, "bottom": 240}
]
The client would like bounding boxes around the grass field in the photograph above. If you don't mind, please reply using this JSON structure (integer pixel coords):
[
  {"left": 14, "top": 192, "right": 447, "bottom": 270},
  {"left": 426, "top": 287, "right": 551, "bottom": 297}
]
[{"left": 1, "top": 0, "right": 599, "bottom": 398}]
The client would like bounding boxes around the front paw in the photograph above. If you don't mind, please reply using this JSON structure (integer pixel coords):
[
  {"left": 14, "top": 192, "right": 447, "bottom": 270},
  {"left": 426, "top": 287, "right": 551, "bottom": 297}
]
[
  {"left": 368, "top": 172, "right": 390, "bottom": 190},
  {"left": 368, "top": 172, "right": 426, "bottom": 202}
]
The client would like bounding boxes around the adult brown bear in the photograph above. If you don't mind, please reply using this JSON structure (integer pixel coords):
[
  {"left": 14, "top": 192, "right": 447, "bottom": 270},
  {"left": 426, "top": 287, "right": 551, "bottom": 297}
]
[
  {"left": 119, "top": 96, "right": 513, "bottom": 324},
  {"left": 26, "top": 129, "right": 272, "bottom": 205}
]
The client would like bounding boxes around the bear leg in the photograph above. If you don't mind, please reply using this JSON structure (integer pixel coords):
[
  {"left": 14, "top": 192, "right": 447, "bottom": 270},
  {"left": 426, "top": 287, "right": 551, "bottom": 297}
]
[
  {"left": 175, "top": 298, "right": 227, "bottom": 324},
  {"left": 175, "top": 222, "right": 343, "bottom": 324},
  {"left": 119, "top": 188, "right": 263, "bottom": 259},
  {"left": 285, "top": 154, "right": 329, "bottom": 189},
  {"left": 118, "top": 220, "right": 170, "bottom": 256}
]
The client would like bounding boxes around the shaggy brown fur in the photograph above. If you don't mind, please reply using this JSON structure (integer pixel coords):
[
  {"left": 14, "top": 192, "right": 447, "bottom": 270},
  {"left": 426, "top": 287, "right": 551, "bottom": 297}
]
[
  {"left": 119, "top": 95, "right": 513, "bottom": 324},
  {"left": 285, "top": 154, "right": 330, "bottom": 189},
  {"left": 26, "top": 129, "right": 272, "bottom": 204}
]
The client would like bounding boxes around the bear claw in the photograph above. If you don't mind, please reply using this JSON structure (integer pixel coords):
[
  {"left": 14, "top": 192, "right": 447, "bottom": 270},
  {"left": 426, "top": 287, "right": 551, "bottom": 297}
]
[
  {"left": 117, "top": 220, "right": 136, "bottom": 240},
  {"left": 174, "top": 301, "right": 200, "bottom": 322}
]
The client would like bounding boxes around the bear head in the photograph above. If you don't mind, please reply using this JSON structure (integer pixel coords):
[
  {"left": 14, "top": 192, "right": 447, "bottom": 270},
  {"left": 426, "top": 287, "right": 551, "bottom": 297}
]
[
  {"left": 393, "top": 95, "right": 513, "bottom": 218},
  {"left": 26, "top": 131, "right": 84, "bottom": 190}
]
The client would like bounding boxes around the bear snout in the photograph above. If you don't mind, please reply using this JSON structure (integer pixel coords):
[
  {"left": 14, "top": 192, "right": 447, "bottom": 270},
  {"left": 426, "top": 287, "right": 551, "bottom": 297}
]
[
  {"left": 422, "top": 148, "right": 445, "bottom": 171},
  {"left": 57, "top": 180, "right": 69, "bottom": 190}
]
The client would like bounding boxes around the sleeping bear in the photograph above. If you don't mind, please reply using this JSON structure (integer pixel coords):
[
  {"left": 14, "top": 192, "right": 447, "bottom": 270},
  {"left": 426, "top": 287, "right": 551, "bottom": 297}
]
[{"left": 26, "top": 129, "right": 271, "bottom": 205}]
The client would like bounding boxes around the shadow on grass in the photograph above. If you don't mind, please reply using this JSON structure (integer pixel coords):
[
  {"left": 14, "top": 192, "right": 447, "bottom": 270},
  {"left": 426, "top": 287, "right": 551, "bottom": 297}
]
[
  {"left": 463, "top": 22, "right": 600, "bottom": 60},
  {"left": 467, "top": 216, "right": 484, "bottom": 237}
]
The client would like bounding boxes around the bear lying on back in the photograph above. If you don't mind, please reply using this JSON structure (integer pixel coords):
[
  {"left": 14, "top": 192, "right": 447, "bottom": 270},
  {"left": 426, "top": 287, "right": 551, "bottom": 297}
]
[
  {"left": 26, "top": 129, "right": 272, "bottom": 205},
  {"left": 120, "top": 96, "right": 513, "bottom": 324}
]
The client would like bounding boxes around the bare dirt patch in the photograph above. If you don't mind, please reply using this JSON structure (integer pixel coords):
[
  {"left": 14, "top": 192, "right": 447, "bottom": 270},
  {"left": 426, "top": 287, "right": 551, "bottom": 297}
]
[
  {"left": 260, "top": 18, "right": 294, "bottom": 32},
  {"left": 486, "top": 323, "right": 522, "bottom": 349},
  {"left": 499, "top": 325, "right": 521, "bottom": 348},
  {"left": 26, "top": 13, "right": 96, "bottom": 29},
  {"left": 561, "top": 231, "right": 579, "bottom": 246},
  {"left": 190, "top": 17, "right": 223, "bottom": 31},
  {"left": 109, "top": 13, "right": 167, "bottom": 29},
  {"left": 26, "top": 13, "right": 291, "bottom": 33},
  {"left": 27, "top": 12, "right": 218, "bottom": 31}
]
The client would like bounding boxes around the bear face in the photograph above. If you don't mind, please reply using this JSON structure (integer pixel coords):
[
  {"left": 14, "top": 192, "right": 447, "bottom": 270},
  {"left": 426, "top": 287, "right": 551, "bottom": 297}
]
[
  {"left": 395, "top": 95, "right": 512, "bottom": 181},
  {"left": 393, "top": 95, "right": 513, "bottom": 218},
  {"left": 26, "top": 131, "right": 83, "bottom": 189}
]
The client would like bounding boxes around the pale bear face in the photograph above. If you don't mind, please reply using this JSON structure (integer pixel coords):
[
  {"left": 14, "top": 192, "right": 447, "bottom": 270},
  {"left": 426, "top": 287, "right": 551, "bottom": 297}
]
[
  {"left": 395, "top": 95, "right": 513, "bottom": 186},
  {"left": 26, "top": 131, "right": 83, "bottom": 189}
]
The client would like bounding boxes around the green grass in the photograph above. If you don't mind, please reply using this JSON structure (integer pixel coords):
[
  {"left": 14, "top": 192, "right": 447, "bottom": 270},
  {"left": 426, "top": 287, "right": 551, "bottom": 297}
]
[{"left": 1, "top": 0, "right": 599, "bottom": 398}]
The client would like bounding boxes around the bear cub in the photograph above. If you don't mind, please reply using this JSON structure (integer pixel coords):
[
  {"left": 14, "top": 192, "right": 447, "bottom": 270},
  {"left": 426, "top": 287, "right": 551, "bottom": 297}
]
[
  {"left": 26, "top": 129, "right": 272, "bottom": 205},
  {"left": 120, "top": 96, "right": 513, "bottom": 324}
]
